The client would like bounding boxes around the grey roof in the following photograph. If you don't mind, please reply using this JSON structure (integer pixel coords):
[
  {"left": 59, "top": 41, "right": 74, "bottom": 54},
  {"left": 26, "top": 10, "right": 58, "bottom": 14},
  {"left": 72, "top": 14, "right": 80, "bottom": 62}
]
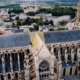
[
  {"left": 64, "top": 76, "right": 79, "bottom": 80},
  {"left": 0, "top": 32, "right": 30, "bottom": 49},
  {"left": 44, "top": 30, "right": 80, "bottom": 44},
  {"left": 11, "top": 29, "right": 24, "bottom": 33}
]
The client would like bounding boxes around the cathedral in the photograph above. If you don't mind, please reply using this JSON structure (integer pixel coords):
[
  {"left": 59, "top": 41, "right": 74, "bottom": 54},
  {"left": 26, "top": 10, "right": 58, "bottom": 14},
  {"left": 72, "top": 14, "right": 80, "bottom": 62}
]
[
  {"left": 0, "top": 0, "right": 80, "bottom": 80},
  {"left": 0, "top": 30, "right": 80, "bottom": 80}
]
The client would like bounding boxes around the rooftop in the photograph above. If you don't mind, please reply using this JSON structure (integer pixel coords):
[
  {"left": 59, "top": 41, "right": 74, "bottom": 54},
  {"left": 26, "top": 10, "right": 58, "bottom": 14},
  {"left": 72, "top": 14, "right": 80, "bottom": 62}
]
[
  {"left": 0, "top": 32, "right": 30, "bottom": 49},
  {"left": 44, "top": 30, "right": 80, "bottom": 44},
  {"left": 63, "top": 76, "right": 80, "bottom": 80},
  {"left": 11, "top": 29, "right": 24, "bottom": 33}
]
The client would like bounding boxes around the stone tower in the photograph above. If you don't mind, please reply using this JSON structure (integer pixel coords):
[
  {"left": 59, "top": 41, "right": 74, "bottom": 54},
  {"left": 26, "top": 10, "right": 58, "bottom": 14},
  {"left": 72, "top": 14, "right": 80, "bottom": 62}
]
[
  {"left": 35, "top": 0, "right": 39, "bottom": 11},
  {"left": 76, "top": 0, "right": 80, "bottom": 28}
]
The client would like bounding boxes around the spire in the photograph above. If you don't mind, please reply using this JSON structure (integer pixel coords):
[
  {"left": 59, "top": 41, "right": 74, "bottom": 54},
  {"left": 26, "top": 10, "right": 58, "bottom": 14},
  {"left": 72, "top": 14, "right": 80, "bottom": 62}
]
[
  {"left": 35, "top": 0, "right": 39, "bottom": 11},
  {"left": 78, "top": 0, "right": 80, "bottom": 6},
  {"left": 75, "top": 0, "right": 80, "bottom": 28}
]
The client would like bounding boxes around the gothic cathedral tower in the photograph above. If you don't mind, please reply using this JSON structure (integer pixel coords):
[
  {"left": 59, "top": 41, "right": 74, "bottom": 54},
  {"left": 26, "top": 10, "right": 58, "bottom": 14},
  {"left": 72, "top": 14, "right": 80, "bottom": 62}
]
[{"left": 76, "top": 0, "right": 80, "bottom": 28}]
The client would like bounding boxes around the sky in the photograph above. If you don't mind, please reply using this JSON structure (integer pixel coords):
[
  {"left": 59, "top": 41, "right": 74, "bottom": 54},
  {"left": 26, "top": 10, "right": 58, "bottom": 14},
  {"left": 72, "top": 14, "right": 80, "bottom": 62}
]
[
  {"left": 0, "top": 0, "right": 78, "bottom": 3},
  {"left": 0, "top": 0, "right": 55, "bottom": 3},
  {"left": 0, "top": 0, "right": 54, "bottom": 1}
]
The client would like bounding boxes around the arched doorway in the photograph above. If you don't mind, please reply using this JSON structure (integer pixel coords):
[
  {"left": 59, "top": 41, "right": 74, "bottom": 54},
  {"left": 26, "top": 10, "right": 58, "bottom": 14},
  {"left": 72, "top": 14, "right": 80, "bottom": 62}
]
[
  {"left": 15, "top": 73, "right": 18, "bottom": 80},
  {"left": 1, "top": 75, "right": 4, "bottom": 80},
  {"left": 63, "top": 68, "right": 66, "bottom": 76},
  {"left": 75, "top": 68, "right": 77, "bottom": 75},
  {"left": 39, "top": 60, "right": 50, "bottom": 80},
  {"left": 7, "top": 74, "right": 11, "bottom": 79},
  {"left": 69, "top": 67, "right": 72, "bottom": 75}
]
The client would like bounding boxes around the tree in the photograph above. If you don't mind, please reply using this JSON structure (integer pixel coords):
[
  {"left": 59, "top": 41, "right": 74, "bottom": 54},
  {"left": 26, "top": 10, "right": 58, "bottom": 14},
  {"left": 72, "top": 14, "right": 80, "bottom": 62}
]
[
  {"left": 49, "top": 20, "right": 54, "bottom": 26},
  {"left": 17, "top": 20, "right": 21, "bottom": 26},
  {"left": 12, "top": 23, "right": 18, "bottom": 28},
  {"left": 59, "top": 20, "right": 68, "bottom": 26},
  {"left": 10, "top": 14, "right": 15, "bottom": 17},
  {"left": 29, "top": 28, "right": 34, "bottom": 32},
  {"left": 39, "top": 8, "right": 51, "bottom": 13},
  {"left": 37, "top": 18, "right": 43, "bottom": 26},
  {"left": 49, "top": 28, "right": 55, "bottom": 31},
  {"left": 58, "top": 28, "right": 68, "bottom": 31},
  {"left": 4, "top": 17, "right": 14, "bottom": 22},
  {"left": 43, "top": 20, "right": 49, "bottom": 25},
  {"left": 22, "top": 21, "right": 26, "bottom": 25},
  {"left": 15, "top": 16, "right": 19, "bottom": 20},
  {"left": 12, "top": 23, "right": 15, "bottom": 28},
  {"left": 8, "top": 8, "right": 23, "bottom": 14},
  {"left": 52, "top": 7, "right": 76, "bottom": 18},
  {"left": 25, "top": 17, "right": 37, "bottom": 25},
  {"left": 26, "top": 12, "right": 35, "bottom": 16},
  {"left": 34, "top": 24, "right": 39, "bottom": 30},
  {"left": 26, "top": 17, "right": 30, "bottom": 25}
]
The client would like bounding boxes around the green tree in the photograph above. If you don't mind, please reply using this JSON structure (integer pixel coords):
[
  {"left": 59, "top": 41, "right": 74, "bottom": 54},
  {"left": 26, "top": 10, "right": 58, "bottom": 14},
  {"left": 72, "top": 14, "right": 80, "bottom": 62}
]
[
  {"left": 34, "top": 24, "right": 39, "bottom": 30},
  {"left": 49, "top": 28, "right": 55, "bottom": 31},
  {"left": 22, "top": 21, "right": 26, "bottom": 25},
  {"left": 29, "top": 28, "right": 34, "bottom": 32},
  {"left": 52, "top": 7, "right": 76, "bottom": 18},
  {"left": 43, "top": 20, "right": 49, "bottom": 25},
  {"left": 17, "top": 20, "right": 21, "bottom": 26},
  {"left": 37, "top": 18, "right": 43, "bottom": 25},
  {"left": 59, "top": 20, "right": 68, "bottom": 26},
  {"left": 4, "top": 17, "right": 14, "bottom": 22},
  {"left": 12, "top": 23, "right": 15, "bottom": 28},
  {"left": 49, "top": 20, "right": 54, "bottom": 26},
  {"left": 8, "top": 8, "right": 23, "bottom": 14},
  {"left": 12, "top": 23, "right": 18, "bottom": 28},
  {"left": 58, "top": 28, "right": 68, "bottom": 31},
  {"left": 39, "top": 8, "right": 51, "bottom": 13},
  {"left": 26, "top": 12, "right": 35, "bottom": 16},
  {"left": 15, "top": 16, "right": 19, "bottom": 20}
]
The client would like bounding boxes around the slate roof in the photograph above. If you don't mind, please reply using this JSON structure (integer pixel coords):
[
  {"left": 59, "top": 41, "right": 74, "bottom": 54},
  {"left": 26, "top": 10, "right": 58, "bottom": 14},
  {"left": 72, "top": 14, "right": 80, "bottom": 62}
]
[
  {"left": 44, "top": 30, "right": 80, "bottom": 44},
  {"left": 0, "top": 32, "right": 30, "bottom": 49},
  {"left": 64, "top": 76, "right": 79, "bottom": 80},
  {"left": 11, "top": 29, "right": 24, "bottom": 33}
]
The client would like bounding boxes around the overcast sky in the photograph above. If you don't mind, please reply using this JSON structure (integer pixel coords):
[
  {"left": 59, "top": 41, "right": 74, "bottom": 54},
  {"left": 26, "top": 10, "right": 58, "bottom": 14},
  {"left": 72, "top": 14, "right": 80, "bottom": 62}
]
[
  {"left": 0, "top": 0, "right": 54, "bottom": 2},
  {"left": 0, "top": 0, "right": 54, "bottom": 1}
]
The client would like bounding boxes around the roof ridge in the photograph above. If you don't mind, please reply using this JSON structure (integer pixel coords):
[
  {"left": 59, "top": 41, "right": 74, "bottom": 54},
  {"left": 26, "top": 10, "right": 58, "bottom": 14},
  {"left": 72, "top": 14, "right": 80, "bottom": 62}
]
[
  {"left": 0, "top": 32, "right": 30, "bottom": 49},
  {"left": 0, "top": 32, "right": 30, "bottom": 37},
  {"left": 44, "top": 29, "right": 80, "bottom": 33},
  {"left": 44, "top": 30, "right": 80, "bottom": 44}
]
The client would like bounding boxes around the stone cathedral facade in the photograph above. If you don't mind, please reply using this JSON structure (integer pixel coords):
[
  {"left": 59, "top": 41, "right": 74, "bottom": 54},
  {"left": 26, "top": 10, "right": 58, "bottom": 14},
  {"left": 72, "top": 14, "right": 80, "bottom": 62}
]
[
  {"left": 0, "top": 30, "right": 80, "bottom": 80},
  {"left": 0, "top": 33, "right": 34, "bottom": 80}
]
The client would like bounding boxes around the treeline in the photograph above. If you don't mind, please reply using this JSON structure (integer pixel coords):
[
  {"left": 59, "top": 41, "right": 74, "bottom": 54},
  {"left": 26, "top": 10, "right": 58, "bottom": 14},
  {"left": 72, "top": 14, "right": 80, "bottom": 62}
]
[
  {"left": 26, "top": 11, "right": 39, "bottom": 16},
  {"left": 0, "top": 4, "right": 20, "bottom": 8},
  {"left": 12, "top": 17, "right": 54, "bottom": 30},
  {"left": 26, "top": 8, "right": 52, "bottom": 16},
  {"left": 16, "top": 17, "right": 53, "bottom": 26},
  {"left": 39, "top": 8, "right": 51, "bottom": 14},
  {"left": 8, "top": 8, "right": 23, "bottom": 14},
  {"left": 52, "top": 7, "right": 76, "bottom": 18},
  {"left": 27, "top": 7, "right": 76, "bottom": 18}
]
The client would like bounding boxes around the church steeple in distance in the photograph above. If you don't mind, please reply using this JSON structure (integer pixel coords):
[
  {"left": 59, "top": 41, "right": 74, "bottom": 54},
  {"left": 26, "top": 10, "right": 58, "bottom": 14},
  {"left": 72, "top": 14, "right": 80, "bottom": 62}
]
[
  {"left": 75, "top": 0, "right": 80, "bottom": 28},
  {"left": 35, "top": 0, "right": 39, "bottom": 11}
]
